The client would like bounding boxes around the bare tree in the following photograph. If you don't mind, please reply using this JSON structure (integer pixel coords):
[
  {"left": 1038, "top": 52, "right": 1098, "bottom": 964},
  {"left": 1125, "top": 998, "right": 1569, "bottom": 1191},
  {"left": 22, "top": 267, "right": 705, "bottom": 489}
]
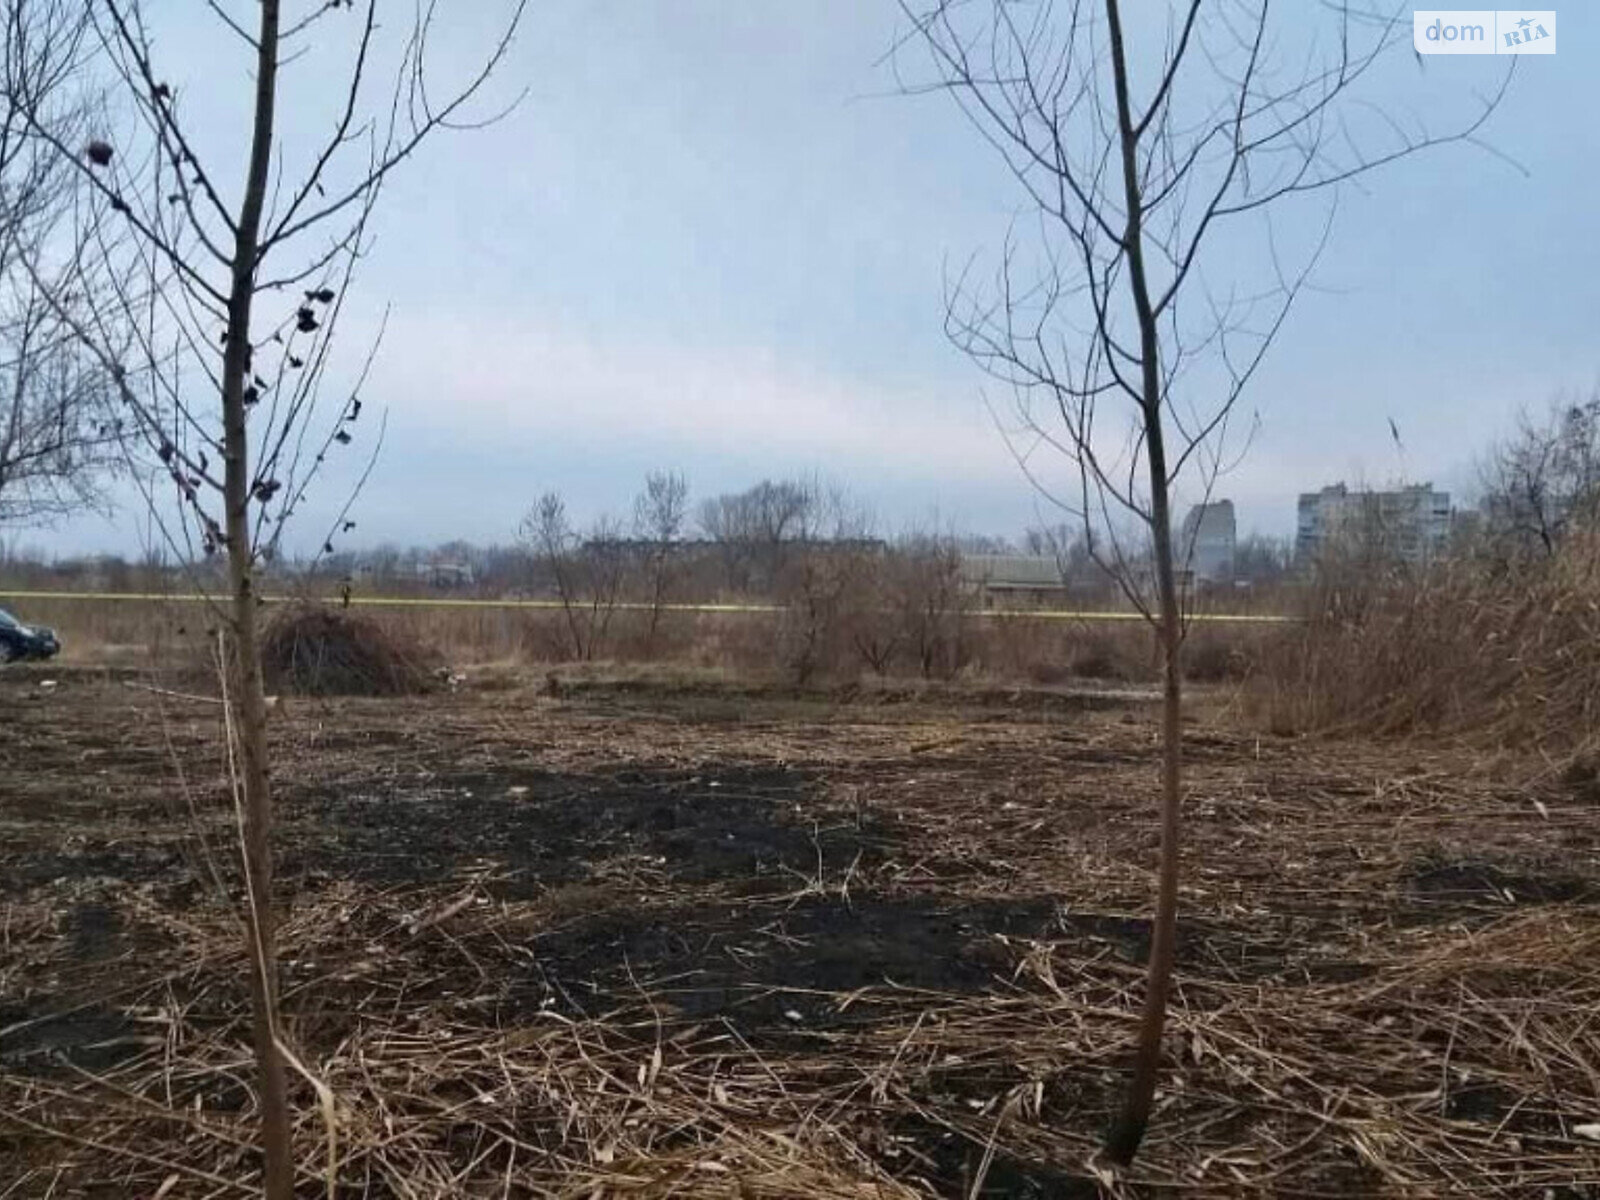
[
  {"left": 0, "top": 284, "right": 120, "bottom": 522},
  {"left": 889, "top": 531, "right": 970, "bottom": 679},
  {"left": 524, "top": 491, "right": 582, "bottom": 657},
  {"left": 1234, "top": 531, "right": 1292, "bottom": 586},
  {"left": 698, "top": 477, "right": 818, "bottom": 593},
  {"left": 0, "top": 2, "right": 124, "bottom": 525},
  {"left": 851, "top": 579, "right": 903, "bottom": 674},
  {"left": 780, "top": 540, "right": 871, "bottom": 685},
  {"left": 1480, "top": 389, "right": 1600, "bottom": 561},
  {"left": 520, "top": 491, "right": 625, "bottom": 661},
  {"left": 9, "top": 3, "right": 524, "bottom": 1194},
  {"left": 900, "top": 0, "right": 1505, "bottom": 1164},
  {"left": 633, "top": 469, "right": 688, "bottom": 654},
  {"left": 774, "top": 481, "right": 875, "bottom": 682},
  {"left": 1024, "top": 519, "right": 1108, "bottom": 595}
]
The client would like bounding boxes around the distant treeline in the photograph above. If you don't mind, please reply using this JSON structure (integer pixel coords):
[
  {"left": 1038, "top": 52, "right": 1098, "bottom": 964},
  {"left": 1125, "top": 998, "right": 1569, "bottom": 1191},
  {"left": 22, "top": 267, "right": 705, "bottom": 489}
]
[{"left": 0, "top": 473, "right": 1298, "bottom": 603}]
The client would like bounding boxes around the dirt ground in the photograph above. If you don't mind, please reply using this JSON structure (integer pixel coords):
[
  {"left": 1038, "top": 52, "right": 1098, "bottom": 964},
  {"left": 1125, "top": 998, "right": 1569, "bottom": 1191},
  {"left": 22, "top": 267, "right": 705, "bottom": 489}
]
[{"left": 3, "top": 665, "right": 1600, "bottom": 1197}]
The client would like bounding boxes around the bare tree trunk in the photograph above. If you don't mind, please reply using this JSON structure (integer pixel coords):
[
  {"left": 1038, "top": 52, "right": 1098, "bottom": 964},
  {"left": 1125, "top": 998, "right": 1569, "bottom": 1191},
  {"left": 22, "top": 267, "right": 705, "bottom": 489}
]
[
  {"left": 222, "top": 2, "right": 291, "bottom": 1195},
  {"left": 556, "top": 567, "right": 586, "bottom": 659},
  {"left": 1106, "top": 443, "right": 1183, "bottom": 1165},
  {"left": 645, "top": 548, "right": 668, "bottom": 656},
  {"left": 1103, "top": 0, "right": 1181, "bottom": 1166}
]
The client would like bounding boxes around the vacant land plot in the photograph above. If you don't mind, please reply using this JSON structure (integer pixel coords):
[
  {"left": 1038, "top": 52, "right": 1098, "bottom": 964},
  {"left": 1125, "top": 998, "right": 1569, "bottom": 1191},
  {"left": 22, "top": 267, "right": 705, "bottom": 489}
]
[{"left": 3, "top": 668, "right": 1599, "bottom": 1197}]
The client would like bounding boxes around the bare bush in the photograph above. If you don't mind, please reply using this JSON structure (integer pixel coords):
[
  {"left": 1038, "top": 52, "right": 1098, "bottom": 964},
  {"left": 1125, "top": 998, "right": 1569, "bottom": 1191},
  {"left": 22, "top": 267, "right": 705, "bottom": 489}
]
[
  {"left": 849, "top": 559, "right": 903, "bottom": 676},
  {"left": 520, "top": 492, "right": 626, "bottom": 662},
  {"left": 778, "top": 547, "right": 862, "bottom": 685},
  {"left": 1182, "top": 630, "right": 1251, "bottom": 684},
  {"left": 891, "top": 535, "right": 971, "bottom": 680}
]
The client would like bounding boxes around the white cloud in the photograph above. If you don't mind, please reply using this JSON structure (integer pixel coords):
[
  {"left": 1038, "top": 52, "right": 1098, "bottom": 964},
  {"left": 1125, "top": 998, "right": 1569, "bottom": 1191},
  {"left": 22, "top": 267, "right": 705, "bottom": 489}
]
[{"left": 364, "top": 308, "right": 1025, "bottom": 488}]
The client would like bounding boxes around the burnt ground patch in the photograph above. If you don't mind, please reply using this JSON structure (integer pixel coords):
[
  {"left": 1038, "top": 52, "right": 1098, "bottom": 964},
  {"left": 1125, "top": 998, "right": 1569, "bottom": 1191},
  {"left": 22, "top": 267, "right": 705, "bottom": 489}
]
[
  {"left": 0, "top": 842, "right": 191, "bottom": 896},
  {"left": 0, "top": 1005, "right": 147, "bottom": 1075},
  {"left": 64, "top": 901, "right": 123, "bottom": 962},
  {"left": 882, "top": 1114, "right": 1103, "bottom": 1199},
  {"left": 283, "top": 763, "right": 893, "bottom": 899},
  {"left": 0, "top": 901, "right": 177, "bottom": 1082},
  {"left": 1441, "top": 1077, "right": 1564, "bottom": 1132},
  {"left": 503, "top": 896, "right": 1294, "bottom": 1041},
  {"left": 1404, "top": 857, "right": 1597, "bottom": 907},
  {"left": 518, "top": 893, "right": 1062, "bottom": 1033}
]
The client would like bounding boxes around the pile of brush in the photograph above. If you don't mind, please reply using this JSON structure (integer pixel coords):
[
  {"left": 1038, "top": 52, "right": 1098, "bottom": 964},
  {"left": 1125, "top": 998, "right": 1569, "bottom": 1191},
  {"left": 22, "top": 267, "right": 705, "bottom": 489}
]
[{"left": 260, "top": 603, "right": 439, "bottom": 696}]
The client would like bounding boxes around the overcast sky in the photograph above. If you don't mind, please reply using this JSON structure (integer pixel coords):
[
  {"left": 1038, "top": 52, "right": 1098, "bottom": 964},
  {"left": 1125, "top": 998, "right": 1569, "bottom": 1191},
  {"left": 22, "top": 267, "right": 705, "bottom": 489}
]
[{"left": 27, "top": 3, "right": 1596, "bottom": 558}]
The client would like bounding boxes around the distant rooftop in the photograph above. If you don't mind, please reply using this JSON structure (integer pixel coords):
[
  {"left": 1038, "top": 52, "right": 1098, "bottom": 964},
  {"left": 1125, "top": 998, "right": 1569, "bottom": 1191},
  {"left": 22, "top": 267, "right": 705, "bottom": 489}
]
[{"left": 960, "top": 554, "right": 1065, "bottom": 589}]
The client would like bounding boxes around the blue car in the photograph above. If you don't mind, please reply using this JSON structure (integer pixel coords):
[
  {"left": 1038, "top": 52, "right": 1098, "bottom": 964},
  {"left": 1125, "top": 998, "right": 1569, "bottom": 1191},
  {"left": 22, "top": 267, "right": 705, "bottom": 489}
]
[{"left": 0, "top": 607, "right": 61, "bottom": 662}]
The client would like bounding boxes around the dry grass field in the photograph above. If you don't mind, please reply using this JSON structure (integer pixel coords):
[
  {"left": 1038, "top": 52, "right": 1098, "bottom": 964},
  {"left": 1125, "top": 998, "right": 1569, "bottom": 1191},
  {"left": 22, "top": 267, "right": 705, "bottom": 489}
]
[
  {"left": 4, "top": 659, "right": 1599, "bottom": 1197},
  {"left": 2, "top": 591, "right": 1280, "bottom": 692}
]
